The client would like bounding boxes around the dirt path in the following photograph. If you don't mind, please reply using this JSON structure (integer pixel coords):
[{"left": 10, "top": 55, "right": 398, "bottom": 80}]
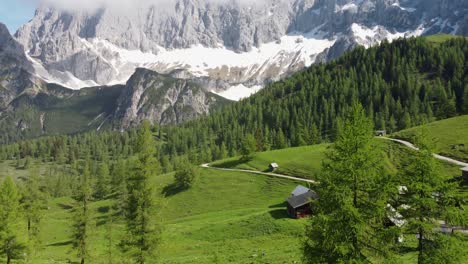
[
  {"left": 200, "top": 163, "right": 317, "bottom": 184},
  {"left": 378, "top": 137, "right": 468, "bottom": 168}
]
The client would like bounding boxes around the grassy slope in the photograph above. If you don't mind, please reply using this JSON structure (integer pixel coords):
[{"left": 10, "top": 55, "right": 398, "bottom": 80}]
[
  {"left": 394, "top": 115, "right": 468, "bottom": 162},
  {"left": 0, "top": 162, "right": 304, "bottom": 263},
  {"left": 211, "top": 140, "right": 399, "bottom": 180},
  {"left": 1, "top": 138, "right": 467, "bottom": 263}
]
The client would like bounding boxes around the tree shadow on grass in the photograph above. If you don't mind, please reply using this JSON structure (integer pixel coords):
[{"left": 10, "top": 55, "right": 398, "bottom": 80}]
[
  {"left": 269, "top": 209, "right": 290, "bottom": 220},
  {"left": 57, "top": 203, "right": 73, "bottom": 210},
  {"left": 47, "top": 240, "right": 73, "bottom": 247},
  {"left": 269, "top": 201, "right": 287, "bottom": 208},
  {"left": 213, "top": 158, "right": 247, "bottom": 169},
  {"left": 161, "top": 183, "right": 188, "bottom": 197}
]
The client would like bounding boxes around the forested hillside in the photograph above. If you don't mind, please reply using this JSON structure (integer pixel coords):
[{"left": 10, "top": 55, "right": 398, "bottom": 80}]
[
  {"left": 164, "top": 36, "right": 468, "bottom": 162},
  {"left": 1, "top": 36, "right": 467, "bottom": 170}
]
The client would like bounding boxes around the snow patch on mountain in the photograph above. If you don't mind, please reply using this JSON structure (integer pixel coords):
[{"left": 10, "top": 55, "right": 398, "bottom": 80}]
[
  {"left": 24, "top": 30, "right": 336, "bottom": 97},
  {"left": 26, "top": 53, "right": 99, "bottom": 89},
  {"left": 212, "top": 84, "right": 263, "bottom": 101},
  {"left": 351, "top": 23, "right": 425, "bottom": 48}
]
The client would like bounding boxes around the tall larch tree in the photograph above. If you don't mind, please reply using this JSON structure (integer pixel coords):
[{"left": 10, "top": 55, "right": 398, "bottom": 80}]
[
  {"left": 0, "top": 177, "right": 26, "bottom": 264},
  {"left": 72, "top": 161, "right": 92, "bottom": 264},
  {"left": 303, "top": 102, "right": 396, "bottom": 263},
  {"left": 122, "top": 120, "right": 161, "bottom": 263},
  {"left": 398, "top": 134, "right": 465, "bottom": 264}
]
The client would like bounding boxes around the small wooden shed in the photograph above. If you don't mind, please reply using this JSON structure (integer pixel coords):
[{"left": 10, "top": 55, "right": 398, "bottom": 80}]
[
  {"left": 375, "top": 130, "right": 387, "bottom": 137},
  {"left": 286, "top": 186, "right": 319, "bottom": 219},
  {"left": 269, "top": 163, "right": 279, "bottom": 171}
]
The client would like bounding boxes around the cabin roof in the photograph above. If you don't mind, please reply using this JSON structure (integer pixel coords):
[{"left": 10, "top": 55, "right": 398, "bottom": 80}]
[
  {"left": 461, "top": 167, "right": 468, "bottom": 172},
  {"left": 291, "top": 185, "right": 310, "bottom": 196},
  {"left": 270, "top": 162, "right": 279, "bottom": 168},
  {"left": 287, "top": 190, "right": 318, "bottom": 209}
]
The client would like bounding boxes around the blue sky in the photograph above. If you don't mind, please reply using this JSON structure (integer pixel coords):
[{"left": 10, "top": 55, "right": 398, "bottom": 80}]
[{"left": 0, "top": 0, "right": 37, "bottom": 33}]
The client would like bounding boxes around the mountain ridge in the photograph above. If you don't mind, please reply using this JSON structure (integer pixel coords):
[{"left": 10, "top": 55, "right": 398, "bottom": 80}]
[{"left": 14, "top": 0, "right": 468, "bottom": 92}]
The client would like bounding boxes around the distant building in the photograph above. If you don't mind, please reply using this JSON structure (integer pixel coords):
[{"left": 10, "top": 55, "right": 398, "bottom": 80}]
[
  {"left": 286, "top": 185, "right": 319, "bottom": 219},
  {"left": 375, "top": 130, "right": 387, "bottom": 137},
  {"left": 269, "top": 163, "right": 279, "bottom": 171}
]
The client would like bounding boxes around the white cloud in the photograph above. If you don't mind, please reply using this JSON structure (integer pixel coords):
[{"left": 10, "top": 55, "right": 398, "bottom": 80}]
[{"left": 39, "top": 0, "right": 272, "bottom": 12}]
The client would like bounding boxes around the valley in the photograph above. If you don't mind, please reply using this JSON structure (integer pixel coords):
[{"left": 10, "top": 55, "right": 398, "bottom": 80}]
[{"left": 0, "top": 1, "right": 467, "bottom": 263}]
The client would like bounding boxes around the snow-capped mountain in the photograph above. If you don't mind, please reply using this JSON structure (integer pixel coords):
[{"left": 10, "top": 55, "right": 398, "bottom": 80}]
[{"left": 14, "top": 0, "right": 468, "bottom": 100}]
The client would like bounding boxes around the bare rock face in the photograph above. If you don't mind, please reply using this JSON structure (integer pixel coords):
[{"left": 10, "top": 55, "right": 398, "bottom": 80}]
[
  {"left": 12, "top": 0, "right": 468, "bottom": 92},
  {"left": 5, "top": 0, "right": 468, "bottom": 99},
  {"left": 0, "top": 23, "right": 41, "bottom": 108},
  {"left": 113, "top": 68, "right": 225, "bottom": 129}
]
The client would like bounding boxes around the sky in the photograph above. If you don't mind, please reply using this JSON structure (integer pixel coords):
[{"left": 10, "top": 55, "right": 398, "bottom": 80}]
[{"left": 0, "top": 0, "right": 36, "bottom": 33}]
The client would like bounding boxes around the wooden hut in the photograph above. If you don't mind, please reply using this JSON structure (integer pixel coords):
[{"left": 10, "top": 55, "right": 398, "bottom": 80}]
[
  {"left": 375, "top": 130, "right": 387, "bottom": 137},
  {"left": 286, "top": 186, "right": 319, "bottom": 219},
  {"left": 269, "top": 163, "right": 279, "bottom": 171}
]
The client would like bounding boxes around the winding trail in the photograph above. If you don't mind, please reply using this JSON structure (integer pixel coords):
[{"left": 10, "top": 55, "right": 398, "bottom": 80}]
[
  {"left": 378, "top": 137, "right": 468, "bottom": 168},
  {"left": 201, "top": 137, "right": 467, "bottom": 186},
  {"left": 200, "top": 163, "right": 317, "bottom": 184}
]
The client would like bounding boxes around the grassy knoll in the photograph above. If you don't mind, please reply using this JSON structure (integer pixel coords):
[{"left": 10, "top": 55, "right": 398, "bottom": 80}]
[{"left": 394, "top": 115, "right": 468, "bottom": 162}]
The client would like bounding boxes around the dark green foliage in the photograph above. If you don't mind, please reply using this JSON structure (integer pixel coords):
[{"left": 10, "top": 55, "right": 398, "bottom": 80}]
[
  {"left": 121, "top": 121, "right": 161, "bottom": 263},
  {"left": 240, "top": 134, "right": 257, "bottom": 161},
  {"left": 20, "top": 169, "right": 46, "bottom": 253},
  {"left": 397, "top": 133, "right": 465, "bottom": 263},
  {"left": 72, "top": 161, "right": 92, "bottom": 264},
  {"left": 0, "top": 177, "right": 26, "bottom": 263},
  {"left": 174, "top": 163, "right": 199, "bottom": 189},
  {"left": 95, "top": 163, "right": 111, "bottom": 199},
  {"left": 303, "top": 103, "right": 396, "bottom": 263}
]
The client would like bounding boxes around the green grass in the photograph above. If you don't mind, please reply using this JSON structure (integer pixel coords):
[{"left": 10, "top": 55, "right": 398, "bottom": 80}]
[
  {"left": 211, "top": 144, "right": 329, "bottom": 179},
  {"left": 210, "top": 140, "right": 402, "bottom": 180},
  {"left": 394, "top": 115, "right": 468, "bottom": 162},
  {"left": 424, "top": 34, "right": 464, "bottom": 44},
  {"left": 1, "top": 138, "right": 467, "bottom": 263},
  {"left": 1, "top": 161, "right": 305, "bottom": 263}
]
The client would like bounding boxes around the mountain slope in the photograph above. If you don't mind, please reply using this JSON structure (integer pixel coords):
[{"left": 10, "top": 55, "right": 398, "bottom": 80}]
[
  {"left": 394, "top": 115, "right": 468, "bottom": 162},
  {"left": 15, "top": 0, "right": 468, "bottom": 92},
  {"left": 0, "top": 23, "right": 228, "bottom": 143}
]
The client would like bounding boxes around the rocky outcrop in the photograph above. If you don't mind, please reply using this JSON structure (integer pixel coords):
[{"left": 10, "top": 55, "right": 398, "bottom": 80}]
[
  {"left": 113, "top": 68, "right": 226, "bottom": 129},
  {"left": 0, "top": 23, "right": 41, "bottom": 109}
]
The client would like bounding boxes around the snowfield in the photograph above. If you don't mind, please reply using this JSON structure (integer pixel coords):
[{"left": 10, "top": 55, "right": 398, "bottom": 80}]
[{"left": 25, "top": 23, "right": 427, "bottom": 101}]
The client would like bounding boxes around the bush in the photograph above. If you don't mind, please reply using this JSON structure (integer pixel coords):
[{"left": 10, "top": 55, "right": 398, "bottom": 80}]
[{"left": 174, "top": 165, "right": 198, "bottom": 189}]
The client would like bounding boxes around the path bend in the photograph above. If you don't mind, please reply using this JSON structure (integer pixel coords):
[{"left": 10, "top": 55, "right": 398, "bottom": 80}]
[{"left": 200, "top": 163, "right": 317, "bottom": 184}]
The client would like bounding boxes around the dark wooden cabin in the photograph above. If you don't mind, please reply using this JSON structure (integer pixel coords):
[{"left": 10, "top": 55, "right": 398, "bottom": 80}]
[{"left": 286, "top": 186, "right": 319, "bottom": 219}]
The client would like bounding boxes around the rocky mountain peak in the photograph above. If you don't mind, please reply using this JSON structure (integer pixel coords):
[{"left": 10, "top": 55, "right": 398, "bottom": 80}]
[{"left": 10, "top": 0, "right": 468, "bottom": 96}]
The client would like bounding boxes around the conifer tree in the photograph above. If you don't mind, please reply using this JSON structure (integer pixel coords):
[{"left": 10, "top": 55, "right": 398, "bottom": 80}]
[
  {"left": 95, "top": 163, "right": 110, "bottom": 199},
  {"left": 0, "top": 177, "right": 26, "bottom": 264},
  {"left": 72, "top": 161, "right": 92, "bottom": 264},
  {"left": 398, "top": 134, "right": 464, "bottom": 263},
  {"left": 122, "top": 120, "right": 161, "bottom": 263},
  {"left": 240, "top": 134, "right": 256, "bottom": 161},
  {"left": 21, "top": 169, "right": 46, "bottom": 255},
  {"left": 304, "top": 103, "right": 395, "bottom": 263}
]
